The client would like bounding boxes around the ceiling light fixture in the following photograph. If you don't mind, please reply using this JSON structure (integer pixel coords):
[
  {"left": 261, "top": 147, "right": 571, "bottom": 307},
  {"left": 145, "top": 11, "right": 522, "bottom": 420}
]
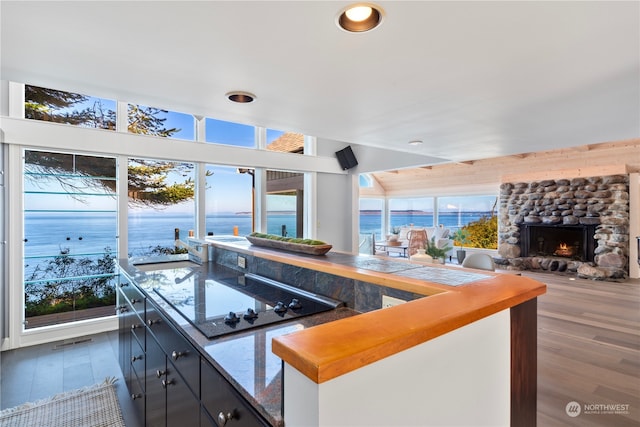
[
  {"left": 408, "top": 140, "right": 423, "bottom": 146},
  {"left": 226, "top": 91, "right": 256, "bottom": 103},
  {"left": 337, "top": 3, "right": 384, "bottom": 33}
]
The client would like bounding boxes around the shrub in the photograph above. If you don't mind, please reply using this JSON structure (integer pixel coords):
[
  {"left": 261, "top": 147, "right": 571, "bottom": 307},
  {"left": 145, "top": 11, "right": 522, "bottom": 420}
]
[{"left": 463, "top": 215, "right": 498, "bottom": 249}]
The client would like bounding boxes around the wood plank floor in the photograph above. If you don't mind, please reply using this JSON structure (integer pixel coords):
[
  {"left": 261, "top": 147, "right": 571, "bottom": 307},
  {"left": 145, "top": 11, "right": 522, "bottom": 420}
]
[
  {"left": 528, "top": 271, "right": 640, "bottom": 427},
  {"left": 1, "top": 271, "right": 639, "bottom": 426}
]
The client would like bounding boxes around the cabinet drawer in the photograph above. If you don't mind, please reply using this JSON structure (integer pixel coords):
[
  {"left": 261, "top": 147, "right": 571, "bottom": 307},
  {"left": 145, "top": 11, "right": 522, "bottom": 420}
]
[
  {"left": 146, "top": 305, "right": 199, "bottom": 395},
  {"left": 119, "top": 279, "right": 145, "bottom": 318},
  {"left": 201, "top": 359, "right": 270, "bottom": 427}
]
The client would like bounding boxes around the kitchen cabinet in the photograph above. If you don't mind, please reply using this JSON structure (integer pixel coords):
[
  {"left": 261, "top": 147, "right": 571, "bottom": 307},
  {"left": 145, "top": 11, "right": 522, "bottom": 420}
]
[
  {"left": 146, "top": 304, "right": 200, "bottom": 427},
  {"left": 119, "top": 272, "right": 270, "bottom": 427},
  {"left": 116, "top": 275, "right": 146, "bottom": 426},
  {"left": 201, "top": 359, "right": 270, "bottom": 427}
]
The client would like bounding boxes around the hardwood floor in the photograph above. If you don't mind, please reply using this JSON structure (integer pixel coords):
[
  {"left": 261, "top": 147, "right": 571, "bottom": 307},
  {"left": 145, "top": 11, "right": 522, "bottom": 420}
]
[
  {"left": 529, "top": 271, "right": 640, "bottom": 427},
  {"left": 0, "top": 271, "right": 638, "bottom": 427}
]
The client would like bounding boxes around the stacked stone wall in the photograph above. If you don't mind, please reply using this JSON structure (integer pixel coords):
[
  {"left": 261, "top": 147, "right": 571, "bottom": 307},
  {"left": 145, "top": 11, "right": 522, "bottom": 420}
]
[{"left": 497, "top": 175, "right": 629, "bottom": 280}]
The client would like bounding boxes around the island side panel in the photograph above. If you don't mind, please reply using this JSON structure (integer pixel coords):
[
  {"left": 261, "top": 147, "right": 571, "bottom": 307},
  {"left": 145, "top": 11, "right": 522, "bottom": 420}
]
[{"left": 283, "top": 310, "right": 511, "bottom": 427}]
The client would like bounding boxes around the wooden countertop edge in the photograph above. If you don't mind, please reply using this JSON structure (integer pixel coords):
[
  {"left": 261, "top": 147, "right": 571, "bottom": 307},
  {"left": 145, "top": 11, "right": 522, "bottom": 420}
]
[{"left": 272, "top": 275, "right": 546, "bottom": 384}]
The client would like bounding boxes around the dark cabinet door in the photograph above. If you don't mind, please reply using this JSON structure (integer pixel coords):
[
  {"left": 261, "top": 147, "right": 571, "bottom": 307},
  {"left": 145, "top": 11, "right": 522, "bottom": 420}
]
[
  {"left": 201, "top": 359, "right": 270, "bottom": 427},
  {"left": 166, "top": 358, "right": 200, "bottom": 427},
  {"left": 146, "top": 335, "right": 167, "bottom": 427},
  {"left": 117, "top": 288, "right": 130, "bottom": 384}
]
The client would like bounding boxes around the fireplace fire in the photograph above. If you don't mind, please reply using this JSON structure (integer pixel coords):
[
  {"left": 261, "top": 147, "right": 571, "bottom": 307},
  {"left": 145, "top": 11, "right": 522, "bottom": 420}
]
[
  {"left": 553, "top": 242, "right": 575, "bottom": 258},
  {"left": 519, "top": 223, "right": 597, "bottom": 262}
]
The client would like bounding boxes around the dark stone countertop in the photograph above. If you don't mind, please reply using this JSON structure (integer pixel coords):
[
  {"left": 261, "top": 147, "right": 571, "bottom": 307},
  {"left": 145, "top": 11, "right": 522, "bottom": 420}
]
[{"left": 120, "top": 257, "right": 359, "bottom": 427}]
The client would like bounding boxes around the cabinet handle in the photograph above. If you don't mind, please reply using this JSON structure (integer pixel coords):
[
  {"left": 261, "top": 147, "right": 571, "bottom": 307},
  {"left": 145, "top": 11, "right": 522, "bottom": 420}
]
[
  {"left": 131, "top": 323, "right": 142, "bottom": 330},
  {"left": 156, "top": 369, "right": 167, "bottom": 378},
  {"left": 147, "top": 318, "right": 161, "bottom": 326},
  {"left": 171, "top": 350, "right": 187, "bottom": 361},
  {"left": 119, "top": 282, "right": 129, "bottom": 288},
  {"left": 161, "top": 379, "right": 174, "bottom": 388},
  {"left": 131, "top": 298, "right": 141, "bottom": 304},
  {"left": 116, "top": 305, "right": 127, "bottom": 314},
  {"left": 217, "top": 411, "right": 234, "bottom": 426},
  {"left": 131, "top": 355, "right": 143, "bottom": 362},
  {"left": 131, "top": 393, "right": 142, "bottom": 400}
]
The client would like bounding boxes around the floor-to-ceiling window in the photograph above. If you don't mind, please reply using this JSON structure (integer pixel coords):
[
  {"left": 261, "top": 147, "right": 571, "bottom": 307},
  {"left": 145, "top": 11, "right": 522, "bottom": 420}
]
[
  {"left": 23, "top": 150, "right": 118, "bottom": 329},
  {"left": 127, "top": 158, "right": 196, "bottom": 257},
  {"left": 205, "top": 165, "right": 254, "bottom": 236},
  {"left": 389, "top": 197, "right": 435, "bottom": 229}
]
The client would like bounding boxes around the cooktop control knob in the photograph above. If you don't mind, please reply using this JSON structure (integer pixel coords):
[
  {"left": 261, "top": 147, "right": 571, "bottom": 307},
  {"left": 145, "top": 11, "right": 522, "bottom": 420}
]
[
  {"left": 224, "top": 311, "right": 240, "bottom": 324},
  {"left": 273, "top": 301, "right": 287, "bottom": 314},
  {"left": 288, "top": 298, "right": 302, "bottom": 309},
  {"left": 243, "top": 308, "right": 258, "bottom": 320}
]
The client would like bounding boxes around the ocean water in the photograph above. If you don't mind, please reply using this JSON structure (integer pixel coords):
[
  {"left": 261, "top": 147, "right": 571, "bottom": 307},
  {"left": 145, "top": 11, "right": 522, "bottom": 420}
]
[
  {"left": 24, "top": 212, "right": 296, "bottom": 259},
  {"left": 24, "top": 211, "right": 492, "bottom": 260},
  {"left": 361, "top": 212, "right": 492, "bottom": 238}
]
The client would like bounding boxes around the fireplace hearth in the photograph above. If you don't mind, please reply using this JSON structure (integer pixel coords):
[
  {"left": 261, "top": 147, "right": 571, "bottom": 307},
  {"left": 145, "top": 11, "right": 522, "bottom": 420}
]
[{"left": 519, "top": 224, "right": 597, "bottom": 262}]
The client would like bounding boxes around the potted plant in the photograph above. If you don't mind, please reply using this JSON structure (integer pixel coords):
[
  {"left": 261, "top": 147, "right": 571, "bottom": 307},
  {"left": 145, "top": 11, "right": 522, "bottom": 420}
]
[
  {"left": 425, "top": 236, "right": 452, "bottom": 264},
  {"left": 451, "top": 229, "right": 470, "bottom": 264}
]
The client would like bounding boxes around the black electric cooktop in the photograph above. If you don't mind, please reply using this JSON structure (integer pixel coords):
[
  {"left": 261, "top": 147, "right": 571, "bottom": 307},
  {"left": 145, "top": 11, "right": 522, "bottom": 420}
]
[{"left": 150, "top": 267, "right": 343, "bottom": 339}]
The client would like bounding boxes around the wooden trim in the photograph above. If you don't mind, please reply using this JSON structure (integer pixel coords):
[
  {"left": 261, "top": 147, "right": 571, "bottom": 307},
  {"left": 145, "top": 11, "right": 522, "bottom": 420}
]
[{"left": 511, "top": 298, "right": 537, "bottom": 427}]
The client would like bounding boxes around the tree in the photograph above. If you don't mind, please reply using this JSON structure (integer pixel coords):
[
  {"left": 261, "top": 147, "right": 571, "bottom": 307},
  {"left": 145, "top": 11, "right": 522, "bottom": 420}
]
[{"left": 24, "top": 85, "right": 194, "bottom": 207}]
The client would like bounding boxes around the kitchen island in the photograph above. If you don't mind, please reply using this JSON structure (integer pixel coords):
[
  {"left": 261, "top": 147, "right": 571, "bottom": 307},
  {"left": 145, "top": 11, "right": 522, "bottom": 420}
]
[{"left": 119, "top": 239, "right": 545, "bottom": 426}]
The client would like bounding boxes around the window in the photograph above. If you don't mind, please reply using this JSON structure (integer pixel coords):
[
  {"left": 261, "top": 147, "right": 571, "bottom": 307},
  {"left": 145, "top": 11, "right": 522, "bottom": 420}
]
[
  {"left": 437, "top": 196, "right": 496, "bottom": 231},
  {"left": 266, "top": 170, "right": 304, "bottom": 237},
  {"left": 25, "top": 85, "right": 116, "bottom": 130},
  {"left": 389, "top": 198, "right": 434, "bottom": 228},
  {"left": 266, "top": 129, "right": 304, "bottom": 154},
  {"left": 128, "top": 104, "right": 194, "bottom": 140},
  {"left": 205, "top": 165, "right": 254, "bottom": 236},
  {"left": 23, "top": 150, "right": 118, "bottom": 329},
  {"left": 359, "top": 198, "right": 383, "bottom": 239},
  {"left": 205, "top": 118, "right": 255, "bottom": 148},
  {"left": 127, "top": 158, "right": 195, "bottom": 256}
]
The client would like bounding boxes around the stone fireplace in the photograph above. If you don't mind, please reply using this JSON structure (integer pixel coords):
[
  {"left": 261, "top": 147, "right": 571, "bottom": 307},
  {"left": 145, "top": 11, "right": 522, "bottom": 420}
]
[{"left": 497, "top": 175, "right": 629, "bottom": 280}]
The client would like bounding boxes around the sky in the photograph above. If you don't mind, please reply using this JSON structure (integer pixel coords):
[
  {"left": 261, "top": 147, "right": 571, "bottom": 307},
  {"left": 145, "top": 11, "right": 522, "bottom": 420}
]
[{"left": 30, "top": 89, "right": 495, "bottom": 214}]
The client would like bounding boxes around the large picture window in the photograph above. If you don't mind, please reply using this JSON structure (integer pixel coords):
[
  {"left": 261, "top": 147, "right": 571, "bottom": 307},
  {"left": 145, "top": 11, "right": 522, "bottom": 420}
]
[
  {"left": 127, "top": 158, "right": 195, "bottom": 256},
  {"left": 23, "top": 150, "right": 118, "bottom": 329}
]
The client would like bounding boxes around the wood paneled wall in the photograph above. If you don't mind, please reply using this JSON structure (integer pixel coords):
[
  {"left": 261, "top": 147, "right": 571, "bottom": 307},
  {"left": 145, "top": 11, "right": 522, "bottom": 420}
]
[{"left": 362, "top": 138, "right": 640, "bottom": 197}]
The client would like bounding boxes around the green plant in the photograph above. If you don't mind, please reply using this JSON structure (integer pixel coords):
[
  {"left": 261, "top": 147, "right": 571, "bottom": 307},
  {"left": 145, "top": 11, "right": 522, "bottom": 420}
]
[
  {"left": 249, "top": 232, "right": 327, "bottom": 245},
  {"left": 425, "top": 236, "right": 452, "bottom": 260},
  {"left": 451, "top": 229, "right": 470, "bottom": 249},
  {"left": 465, "top": 215, "right": 498, "bottom": 249}
]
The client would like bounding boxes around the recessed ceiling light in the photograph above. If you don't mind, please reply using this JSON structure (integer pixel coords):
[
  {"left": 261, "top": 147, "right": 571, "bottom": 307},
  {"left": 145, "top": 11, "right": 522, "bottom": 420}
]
[
  {"left": 337, "top": 3, "right": 384, "bottom": 33},
  {"left": 226, "top": 91, "right": 256, "bottom": 103},
  {"left": 408, "top": 140, "right": 423, "bottom": 146}
]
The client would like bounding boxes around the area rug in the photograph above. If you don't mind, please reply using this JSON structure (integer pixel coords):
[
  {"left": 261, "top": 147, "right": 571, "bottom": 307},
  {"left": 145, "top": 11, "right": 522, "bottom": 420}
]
[{"left": 0, "top": 377, "right": 125, "bottom": 427}]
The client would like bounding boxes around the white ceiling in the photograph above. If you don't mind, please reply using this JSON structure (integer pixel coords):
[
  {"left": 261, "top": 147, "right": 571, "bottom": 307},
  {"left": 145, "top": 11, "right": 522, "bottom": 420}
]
[{"left": 1, "top": 1, "right": 639, "bottom": 166}]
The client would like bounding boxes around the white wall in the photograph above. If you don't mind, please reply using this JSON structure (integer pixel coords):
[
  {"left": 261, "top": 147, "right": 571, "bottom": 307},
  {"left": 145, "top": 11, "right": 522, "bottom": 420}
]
[
  {"left": 283, "top": 309, "right": 511, "bottom": 427},
  {"left": 315, "top": 172, "right": 355, "bottom": 253}
]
